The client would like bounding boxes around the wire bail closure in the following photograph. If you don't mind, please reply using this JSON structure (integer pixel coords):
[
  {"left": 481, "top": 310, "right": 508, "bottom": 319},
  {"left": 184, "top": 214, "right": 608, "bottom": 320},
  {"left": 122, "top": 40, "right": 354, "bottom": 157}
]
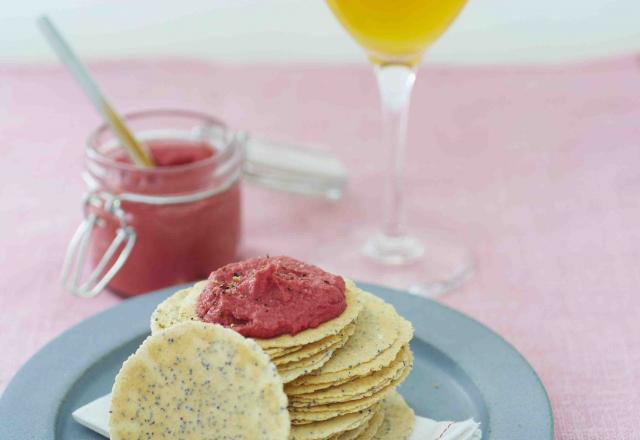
[
  {"left": 61, "top": 145, "right": 244, "bottom": 298},
  {"left": 61, "top": 191, "right": 136, "bottom": 298}
]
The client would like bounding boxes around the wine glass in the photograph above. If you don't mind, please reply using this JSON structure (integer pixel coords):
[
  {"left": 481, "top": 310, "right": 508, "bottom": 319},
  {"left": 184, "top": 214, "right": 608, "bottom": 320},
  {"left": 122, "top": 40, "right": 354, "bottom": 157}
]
[{"left": 325, "top": 0, "right": 472, "bottom": 296}]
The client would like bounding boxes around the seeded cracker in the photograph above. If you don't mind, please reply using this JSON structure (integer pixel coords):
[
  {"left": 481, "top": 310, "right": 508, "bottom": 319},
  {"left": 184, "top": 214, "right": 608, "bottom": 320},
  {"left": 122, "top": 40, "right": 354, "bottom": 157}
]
[
  {"left": 336, "top": 406, "right": 385, "bottom": 440},
  {"left": 150, "top": 282, "right": 207, "bottom": 333},
  {"left": 289, "top": 296, "right": 413, "bottom": 387},
  {"left": 285, "top": 376, "right": 353, "bottom": 396},
  {"left": 372, "top": 391, "right": 415, "bottom": 440},
  {"left": 109, "top": 321, "right": 289, "bottom": 440},
  {"left": 303, "top": 292, "right": 403, "bottom": 372},
  {"left": 290, "top": 403, "right": 380, "bottom": 440},
  {"left": 279, "top": 349, "right": 337, "bottom": 383},
  {"left": 279, "top": 347, "right": 336, "bottom": 373},
  {"left": 272, "top": 322, "right": 356, "bottom": 366},
  {"left": 265, "top": 344, "right": 303, "bottom": 357}
]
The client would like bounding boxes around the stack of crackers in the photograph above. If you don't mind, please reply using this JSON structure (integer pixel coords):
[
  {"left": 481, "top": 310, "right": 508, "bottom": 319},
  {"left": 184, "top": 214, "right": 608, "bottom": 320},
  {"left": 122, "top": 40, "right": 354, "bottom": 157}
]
[{"left": 151, "top": 279, "right": 416, "bottom": 440}]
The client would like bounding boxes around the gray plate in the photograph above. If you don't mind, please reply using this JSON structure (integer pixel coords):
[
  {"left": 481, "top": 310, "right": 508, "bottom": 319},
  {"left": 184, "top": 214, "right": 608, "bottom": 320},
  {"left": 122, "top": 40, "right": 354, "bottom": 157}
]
[{"left": 0, "top": 283, "right": 553, "bottom": 439}]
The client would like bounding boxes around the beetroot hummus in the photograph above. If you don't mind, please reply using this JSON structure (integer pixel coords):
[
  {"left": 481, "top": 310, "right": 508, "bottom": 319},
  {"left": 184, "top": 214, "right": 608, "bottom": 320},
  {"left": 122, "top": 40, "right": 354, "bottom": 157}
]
[{"left": 196, "top": 256, "right": 347, "bottom": 338}]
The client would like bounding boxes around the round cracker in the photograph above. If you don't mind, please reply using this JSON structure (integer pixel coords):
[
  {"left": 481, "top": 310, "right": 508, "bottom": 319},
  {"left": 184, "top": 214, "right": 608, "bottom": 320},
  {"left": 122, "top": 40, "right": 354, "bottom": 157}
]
[
  {"left": 178, "top": 279, "right": 363, "bottom": 350},
  {"left": 372, "top": 392, "right": 415, "bottom": 440},
  {"left": 290, "top": 307, "right": 413, "bottom": 387},
  {"left": 286, "top": 377, "right": 350, "bottom": 396},
  {"left": 110, "top": 321, "right": 289, "bottom": 440},
  {"left": 273, "top": 322, "right": 355, "bottom": 366},
  {"left": 290, "top": 404, "right": 379, "bottom": 440},
  {"left": 149, "top": 283, "right": 205, "bottom": 334},
  {"left": 279, "top": 347, "right": 336, "bottom": 373},
  {"left": 279, "top": 348, "right": 337, "bottom": 383},
  {"left": 176, "top": 281, "right": 207, "bottom": 321},
  {"left": 265, "top": 345, "right": 302, "bottom": 357},
  {"left": 289, "top": 346, "right": 413, "bottom": 406},
  {"left": 335, "top": 406, "right": 385, "bottom": 440},
  {"left": 311, "top": 292, "right": 401, "bottom": 374},
  {"left": 268, "top": 323, "right": 352, "bottom": 364}
]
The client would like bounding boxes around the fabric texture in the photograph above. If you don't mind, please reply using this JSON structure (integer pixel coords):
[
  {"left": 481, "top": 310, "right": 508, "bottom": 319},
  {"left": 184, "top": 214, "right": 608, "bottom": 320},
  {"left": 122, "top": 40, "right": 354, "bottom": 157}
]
[{"left": 1, "top": 57, "right": 639, "bottom": 439}]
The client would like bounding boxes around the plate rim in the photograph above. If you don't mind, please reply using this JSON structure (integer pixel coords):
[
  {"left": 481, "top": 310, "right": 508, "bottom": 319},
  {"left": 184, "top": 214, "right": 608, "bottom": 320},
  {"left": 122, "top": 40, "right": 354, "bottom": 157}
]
[
  {"left": 361, "top": 282, "right": 554, "bottom": 439},
  {"left": 0, "top": 282, "right": 553, "bottom": 439}
]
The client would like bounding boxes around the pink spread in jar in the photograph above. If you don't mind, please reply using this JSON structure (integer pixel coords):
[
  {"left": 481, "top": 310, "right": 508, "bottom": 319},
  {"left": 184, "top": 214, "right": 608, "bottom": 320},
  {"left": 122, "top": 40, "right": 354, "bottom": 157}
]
[{"left": 81, "top": 110, "right": 244, "bottom": 297}]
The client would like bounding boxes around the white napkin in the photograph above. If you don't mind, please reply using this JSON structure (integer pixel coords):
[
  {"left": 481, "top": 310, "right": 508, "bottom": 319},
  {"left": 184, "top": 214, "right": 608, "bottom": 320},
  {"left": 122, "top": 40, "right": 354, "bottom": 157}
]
[
  {"left": 73, "top": 393, "right": 481, "bottom": 440},
  {"left": 412, "top": 416, "right": 482, "bottom": 440}
]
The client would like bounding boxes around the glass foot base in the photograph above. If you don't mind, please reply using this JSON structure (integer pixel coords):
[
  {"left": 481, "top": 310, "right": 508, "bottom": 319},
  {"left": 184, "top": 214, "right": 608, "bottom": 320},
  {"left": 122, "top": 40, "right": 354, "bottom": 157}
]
[
  {"left": 313, "top": 228, "right": 474, "bottom": 298},
  {"left": 363, "top": 233, "right": 425, "bottom": 265}
]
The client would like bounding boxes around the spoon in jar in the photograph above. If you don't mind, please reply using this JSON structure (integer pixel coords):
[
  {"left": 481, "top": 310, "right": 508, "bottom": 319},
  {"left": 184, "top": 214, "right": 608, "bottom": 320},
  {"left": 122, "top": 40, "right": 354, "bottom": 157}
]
[
  {"left": 37, "top": 16, "right": 155, "bottom": 168},
  {"left": 37, "top": 16, "right": 348, "bottom": 200}
]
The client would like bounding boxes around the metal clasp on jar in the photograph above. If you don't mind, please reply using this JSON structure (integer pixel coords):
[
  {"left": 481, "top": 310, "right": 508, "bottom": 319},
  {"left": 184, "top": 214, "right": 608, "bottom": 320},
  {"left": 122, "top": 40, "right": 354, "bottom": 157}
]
[
  {"left": 61, "top": 191, "right": 136, "bottom": 298},
  {"left": 62, "top": 155, "right": 244, "bottom": 298}
]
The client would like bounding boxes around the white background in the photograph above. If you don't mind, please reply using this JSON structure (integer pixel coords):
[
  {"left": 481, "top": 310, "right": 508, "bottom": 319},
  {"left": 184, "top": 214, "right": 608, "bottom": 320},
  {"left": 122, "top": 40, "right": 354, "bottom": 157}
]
[{"left": 1, "top": 0, "right": 640, "bottom": 64}]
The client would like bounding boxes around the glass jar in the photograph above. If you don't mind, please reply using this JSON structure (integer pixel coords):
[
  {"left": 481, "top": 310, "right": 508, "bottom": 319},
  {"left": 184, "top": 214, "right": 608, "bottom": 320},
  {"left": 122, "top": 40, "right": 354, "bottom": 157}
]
[{"left": 62, "top": 110, "right": 245, "bottom": 298}]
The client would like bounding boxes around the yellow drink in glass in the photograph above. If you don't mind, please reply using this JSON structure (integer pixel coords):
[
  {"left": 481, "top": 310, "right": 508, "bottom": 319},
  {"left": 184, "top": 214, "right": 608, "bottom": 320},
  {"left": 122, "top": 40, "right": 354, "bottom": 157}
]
[
  {"left": 327, "top": 0, "right": 467, "bottom": 66},
  {"left": 325, "top": 0, "right": 472, "bottom": 296}
]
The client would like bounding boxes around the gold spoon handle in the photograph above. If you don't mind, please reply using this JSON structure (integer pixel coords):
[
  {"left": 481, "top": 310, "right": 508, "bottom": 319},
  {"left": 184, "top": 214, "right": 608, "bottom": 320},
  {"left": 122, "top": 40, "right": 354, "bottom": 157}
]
[{"left": 37, "top": 16, "right": 155, "bottom": 168}]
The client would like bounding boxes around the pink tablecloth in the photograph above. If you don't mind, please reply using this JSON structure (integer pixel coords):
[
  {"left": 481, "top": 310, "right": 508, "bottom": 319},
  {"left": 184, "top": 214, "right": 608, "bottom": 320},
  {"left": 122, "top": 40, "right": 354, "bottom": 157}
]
[{"left": 1, "top": 57, "right": 639, "bottom": 439}]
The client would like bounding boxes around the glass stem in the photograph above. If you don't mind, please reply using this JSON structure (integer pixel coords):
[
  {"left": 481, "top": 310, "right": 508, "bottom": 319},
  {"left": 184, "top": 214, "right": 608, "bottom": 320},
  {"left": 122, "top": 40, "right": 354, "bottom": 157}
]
[{"left": 375, "top": 65, "right": 416, "bottom": 239}]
